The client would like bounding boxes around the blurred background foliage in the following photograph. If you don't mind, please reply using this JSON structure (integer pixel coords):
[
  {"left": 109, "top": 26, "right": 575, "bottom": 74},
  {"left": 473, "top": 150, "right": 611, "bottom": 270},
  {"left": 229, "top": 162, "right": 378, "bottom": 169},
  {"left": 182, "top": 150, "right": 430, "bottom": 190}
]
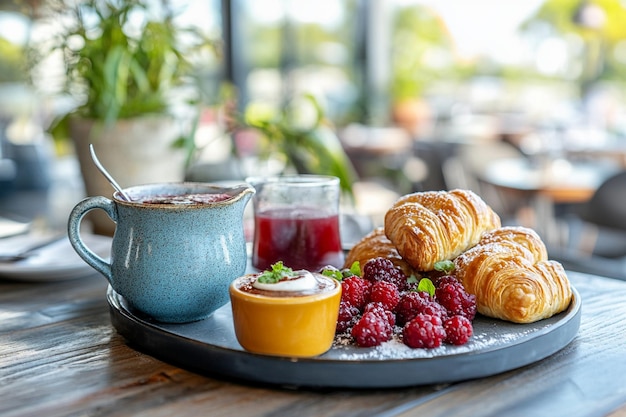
[
  {"left": 521, "top": 0, "right": 626, "bottom": 96},
  {"left": 0, "top": 36, "right": 26, "bottom": 82},
  {"left": 4, "top": 0, "right": 626, "bottom": 184}
]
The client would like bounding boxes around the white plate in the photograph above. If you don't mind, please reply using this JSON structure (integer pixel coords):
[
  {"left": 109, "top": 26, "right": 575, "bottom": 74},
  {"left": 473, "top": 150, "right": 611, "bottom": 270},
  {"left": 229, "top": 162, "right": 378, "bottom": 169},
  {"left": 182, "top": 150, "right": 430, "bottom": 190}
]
[
  {"left": 0, "top": 233, "right": 111, "bottom": 282},
  {"left": 0, "top": 216, "right": 30, "bottom": 238}
]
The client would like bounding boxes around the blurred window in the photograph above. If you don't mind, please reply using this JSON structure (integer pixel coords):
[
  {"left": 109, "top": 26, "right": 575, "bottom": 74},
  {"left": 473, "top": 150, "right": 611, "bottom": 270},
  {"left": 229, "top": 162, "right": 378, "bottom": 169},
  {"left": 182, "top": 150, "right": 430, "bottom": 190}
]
[{"left": 223, "top": 0, "right": 364, "bottom": 125}]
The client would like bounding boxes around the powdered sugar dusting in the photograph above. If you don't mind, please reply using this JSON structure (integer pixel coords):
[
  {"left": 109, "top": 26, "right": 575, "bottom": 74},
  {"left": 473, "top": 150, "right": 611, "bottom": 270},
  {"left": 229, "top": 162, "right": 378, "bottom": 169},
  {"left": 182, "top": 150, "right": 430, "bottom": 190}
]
[{"left": 329, "top": 317, "right": 545, "bottom": 361}]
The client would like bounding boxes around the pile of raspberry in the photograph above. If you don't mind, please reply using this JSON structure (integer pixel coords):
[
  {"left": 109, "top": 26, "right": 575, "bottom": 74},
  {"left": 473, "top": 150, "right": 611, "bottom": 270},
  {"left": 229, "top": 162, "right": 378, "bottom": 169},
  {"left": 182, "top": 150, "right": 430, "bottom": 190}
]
[{"left": 333, "top": 257, "right": 477, "bottom": 349}]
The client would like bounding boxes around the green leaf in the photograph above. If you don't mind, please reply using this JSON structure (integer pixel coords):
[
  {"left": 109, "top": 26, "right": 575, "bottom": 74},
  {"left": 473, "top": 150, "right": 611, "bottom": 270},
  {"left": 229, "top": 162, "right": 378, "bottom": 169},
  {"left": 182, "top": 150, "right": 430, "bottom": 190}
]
[
  {"left": 298, "top": 126, "right": 358, "bottom": 196},
  {"left": 348, "top": 261, "right": 361, "bottom": 277},
  {"left": 243, "top": 95, "right": 358, "bottom": 199},
  {"left": 434, "top": 260, "right": 455, "bottom": 274},
  {"left": 417, "top": 278, "right": 436, "bottom": 297},
  {"left": 257, "top": 261, "right": 297, "bottom": 284},
  {"left": 128, "top": 55, "right": 151, "bottom": 95},
  {"left": 322, "top": 268, "right": 344, "bottom": 281},
  {"left": 102, "top": 45, "right": 128, "bottom": 125},
  {"left": 35, "top": 0, "right": 217, "bottom": 129}
]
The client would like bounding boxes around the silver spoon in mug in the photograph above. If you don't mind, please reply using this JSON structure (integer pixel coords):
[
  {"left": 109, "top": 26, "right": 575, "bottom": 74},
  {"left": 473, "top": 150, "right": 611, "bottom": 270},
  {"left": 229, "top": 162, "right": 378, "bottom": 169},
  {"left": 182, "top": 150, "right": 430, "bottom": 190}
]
[{"left": 89, "top": 144, "right": 132, "bottom": 202}]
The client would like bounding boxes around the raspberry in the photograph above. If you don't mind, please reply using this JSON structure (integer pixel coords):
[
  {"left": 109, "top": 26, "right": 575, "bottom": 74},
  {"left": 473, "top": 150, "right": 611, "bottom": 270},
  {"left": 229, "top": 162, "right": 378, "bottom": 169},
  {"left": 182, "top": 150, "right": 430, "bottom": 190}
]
[
  {"left": 434, "top": 274, "right": 459, "bottom": 288},
  {"left": 402, "top": 314, "right": 446, "bottom": 349},
  {"left": 362, "top": 257, "right": 410, "bottom": 291},
  {"left": 369, "top": 281, "right": 400, "bottom": 311},
  {"left": 336, "top": 301, "right": 360, "bottom": 334},
  {"left": 351, "top": 311, "right": 393, "bottom": 347},
  {"left": 341, "top": 276, "right": 371, "bottom": 310},
  {"left": 363, "top": 302, "right": 396, "bottom": 327},
  {"left": 396, "top": 291, "right": 429, "bottom": 325},
  {"left": 444, "top": 315, "right": 473, "bottom": 345},
  {"left": 396, "top": 291, "right": 447, "bottom": 325},
  {"left": 419, "top": 298, "right": 448, "bottom": 321},
  {"left": 435, "top": 281, "right": 477, "bottom": 320}
]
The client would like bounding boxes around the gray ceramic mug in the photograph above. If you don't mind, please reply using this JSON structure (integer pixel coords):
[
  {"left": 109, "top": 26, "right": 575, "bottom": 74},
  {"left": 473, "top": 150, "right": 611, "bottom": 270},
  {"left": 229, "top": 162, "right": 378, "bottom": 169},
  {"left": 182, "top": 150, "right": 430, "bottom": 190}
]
[{"left": 68, "top": 182, "right": 255, "bottom": 323}]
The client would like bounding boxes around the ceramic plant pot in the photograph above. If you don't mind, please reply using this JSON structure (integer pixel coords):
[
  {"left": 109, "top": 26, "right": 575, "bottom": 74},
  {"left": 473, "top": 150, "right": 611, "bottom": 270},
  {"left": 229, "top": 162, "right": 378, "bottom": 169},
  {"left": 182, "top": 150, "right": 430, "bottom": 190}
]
[{"left": 71, "top": 115, "right": 186, "bottom": 235}]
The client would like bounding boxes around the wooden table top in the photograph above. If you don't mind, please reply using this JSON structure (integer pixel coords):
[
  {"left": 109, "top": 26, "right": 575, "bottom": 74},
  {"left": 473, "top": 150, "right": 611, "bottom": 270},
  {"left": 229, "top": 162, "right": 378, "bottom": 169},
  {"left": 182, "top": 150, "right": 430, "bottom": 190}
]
[{"left": 2, "top": 270, "right": 626, "bottom": 417}]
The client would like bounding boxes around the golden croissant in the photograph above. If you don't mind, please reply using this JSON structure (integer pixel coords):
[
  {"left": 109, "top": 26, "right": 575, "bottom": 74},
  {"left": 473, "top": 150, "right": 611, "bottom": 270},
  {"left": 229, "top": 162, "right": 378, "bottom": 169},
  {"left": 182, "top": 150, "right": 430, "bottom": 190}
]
[
  {"left": 384, "top": 189, "right": 501, "bottom": 271},
  {"left": 344, "top": 227, "right": 415, "bottom": 277},
  {"left": 454, "top": 226, "right": 572, "bottom": 323}
]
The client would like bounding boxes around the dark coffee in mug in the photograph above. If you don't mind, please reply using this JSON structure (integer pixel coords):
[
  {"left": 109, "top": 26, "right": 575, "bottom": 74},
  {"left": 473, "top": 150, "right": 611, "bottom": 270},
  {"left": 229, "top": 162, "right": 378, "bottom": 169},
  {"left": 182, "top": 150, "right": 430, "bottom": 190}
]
[{"left": 134, "top": 193, "right": 232, "bottom": 205}]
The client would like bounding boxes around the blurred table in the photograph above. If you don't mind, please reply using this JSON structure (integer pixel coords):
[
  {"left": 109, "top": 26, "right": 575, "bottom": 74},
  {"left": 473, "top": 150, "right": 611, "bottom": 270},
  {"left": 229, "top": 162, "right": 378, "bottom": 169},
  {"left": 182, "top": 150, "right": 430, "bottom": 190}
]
[
  {"left": 562, "top": 127, "right": 626, "bottom": 168},
  {"left": 0, "top": 155, "right": 86, "bottom": 233},
  {"left": 2, "top": 271, "right": 626, "bottom": 416},
  {"left": 567, "top": 148, "right": 626, "bottom": 169},
  {"left": 340, "top": 124, "right": 416, "bottom": 189},
  {"left": 480, "top": 157, "right": 619, "bottom": 245}
]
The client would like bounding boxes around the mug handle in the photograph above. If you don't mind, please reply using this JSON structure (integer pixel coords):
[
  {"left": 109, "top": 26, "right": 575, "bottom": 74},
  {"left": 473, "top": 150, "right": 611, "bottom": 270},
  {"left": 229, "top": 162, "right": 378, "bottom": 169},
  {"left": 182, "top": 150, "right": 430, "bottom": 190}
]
[{"left": 67, "top": 196, "right": 117, "bottom": 281}]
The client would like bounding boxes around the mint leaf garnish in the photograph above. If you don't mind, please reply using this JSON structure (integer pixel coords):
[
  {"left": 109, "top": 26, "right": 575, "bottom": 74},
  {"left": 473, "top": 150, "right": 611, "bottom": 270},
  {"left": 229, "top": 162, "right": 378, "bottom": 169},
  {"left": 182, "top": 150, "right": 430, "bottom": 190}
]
[
  {"left": 322, "top": 268, "right": 344, "bottom": 281},
  {"left": 434, "top": 260, "right": 455, "bottom": 274},
  {"left": 257, "top": 261, "right": 297, "bottom": 284},
  {"left": 417, "top": 278, "right": 436, "bottom": 297},
  {"left": 348, "top": 261, "right": 361, "bottom": 277}
]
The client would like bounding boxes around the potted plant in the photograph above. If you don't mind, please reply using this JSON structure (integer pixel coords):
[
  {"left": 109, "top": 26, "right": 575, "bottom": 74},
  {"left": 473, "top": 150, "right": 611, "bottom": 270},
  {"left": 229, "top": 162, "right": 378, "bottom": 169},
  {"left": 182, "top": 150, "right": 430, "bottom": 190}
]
[
  {"left": 34, "top": 0, "right": 215, "bottom": 234},
  {"left": 239, "top": 94, "right": 358, "bottom": 198}
]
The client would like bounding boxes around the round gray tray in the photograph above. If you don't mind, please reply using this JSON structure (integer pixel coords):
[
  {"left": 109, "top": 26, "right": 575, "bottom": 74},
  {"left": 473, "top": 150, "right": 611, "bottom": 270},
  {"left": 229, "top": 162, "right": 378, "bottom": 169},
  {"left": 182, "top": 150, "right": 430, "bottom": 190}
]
[{"left": 108, "top": 286, "right": 581, "bottom": 389}]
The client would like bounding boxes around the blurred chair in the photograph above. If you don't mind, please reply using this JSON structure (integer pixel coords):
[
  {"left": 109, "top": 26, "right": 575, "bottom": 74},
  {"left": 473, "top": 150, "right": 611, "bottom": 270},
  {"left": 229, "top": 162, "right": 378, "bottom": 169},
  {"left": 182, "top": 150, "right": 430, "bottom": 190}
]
[
  {"left": 340, "top": 124, "right": 414, "bottom": 193},
  {"left": 549, "top": 170, "right": 626, "bottom": 281},
  {"left": 546, "top": 245, "right": 626, "bottom": 281},
  {"left": 442, "top": 140, "right": 531, "bottom": 225},
  {"left": 579, "top": 170, "right": 626, "bottom": 227},
  {"left": 410, "top": 140, "right": 457, "bottom": 191},
  {"left": 572, "top": 170, "right": 626, "bottom": 257}
]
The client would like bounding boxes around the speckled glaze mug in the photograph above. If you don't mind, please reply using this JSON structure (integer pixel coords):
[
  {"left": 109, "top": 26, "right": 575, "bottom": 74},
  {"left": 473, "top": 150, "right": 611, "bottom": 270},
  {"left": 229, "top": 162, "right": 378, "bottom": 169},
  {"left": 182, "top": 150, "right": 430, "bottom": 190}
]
[{"left": 68, "top": 182, "right": 255, "bottom": 323}]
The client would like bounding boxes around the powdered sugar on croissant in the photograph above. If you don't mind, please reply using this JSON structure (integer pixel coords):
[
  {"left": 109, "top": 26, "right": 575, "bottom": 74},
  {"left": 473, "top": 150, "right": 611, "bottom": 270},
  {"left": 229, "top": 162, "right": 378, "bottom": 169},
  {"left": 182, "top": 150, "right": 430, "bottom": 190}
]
[
  {"left": 454, "top": 226, "right": 572, "bottom": 323},
  {"left": 384, "top": 189, "right": 501, "bottom": 271}
]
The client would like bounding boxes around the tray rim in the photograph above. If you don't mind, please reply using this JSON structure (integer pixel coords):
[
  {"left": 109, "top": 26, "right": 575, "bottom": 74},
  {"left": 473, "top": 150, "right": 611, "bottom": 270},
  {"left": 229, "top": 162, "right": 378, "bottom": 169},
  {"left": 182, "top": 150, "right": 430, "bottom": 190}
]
[{"left": 108, "top": 285, "right": 581, "bottom": 388}]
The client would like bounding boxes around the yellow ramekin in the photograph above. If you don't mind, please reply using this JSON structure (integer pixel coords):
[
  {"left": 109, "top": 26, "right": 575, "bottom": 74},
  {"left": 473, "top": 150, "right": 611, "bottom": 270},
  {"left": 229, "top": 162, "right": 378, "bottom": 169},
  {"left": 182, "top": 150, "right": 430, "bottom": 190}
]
[{"left": 229, "top": 273, "right": 342, "bottom": 357}]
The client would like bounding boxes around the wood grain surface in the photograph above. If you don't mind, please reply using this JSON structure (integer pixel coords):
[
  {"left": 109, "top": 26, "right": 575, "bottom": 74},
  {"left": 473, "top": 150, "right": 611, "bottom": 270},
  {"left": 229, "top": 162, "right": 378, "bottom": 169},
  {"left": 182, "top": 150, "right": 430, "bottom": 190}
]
[{"left": 1, "top": 271, "right": 626, "bottom": 417}]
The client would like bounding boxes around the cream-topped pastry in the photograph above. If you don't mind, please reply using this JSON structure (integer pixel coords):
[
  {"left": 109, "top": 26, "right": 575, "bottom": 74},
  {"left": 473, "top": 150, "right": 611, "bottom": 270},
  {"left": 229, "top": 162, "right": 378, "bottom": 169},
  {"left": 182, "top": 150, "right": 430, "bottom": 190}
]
[{"left": 229, "top": 262, "right": 342, "bottom": 357}]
